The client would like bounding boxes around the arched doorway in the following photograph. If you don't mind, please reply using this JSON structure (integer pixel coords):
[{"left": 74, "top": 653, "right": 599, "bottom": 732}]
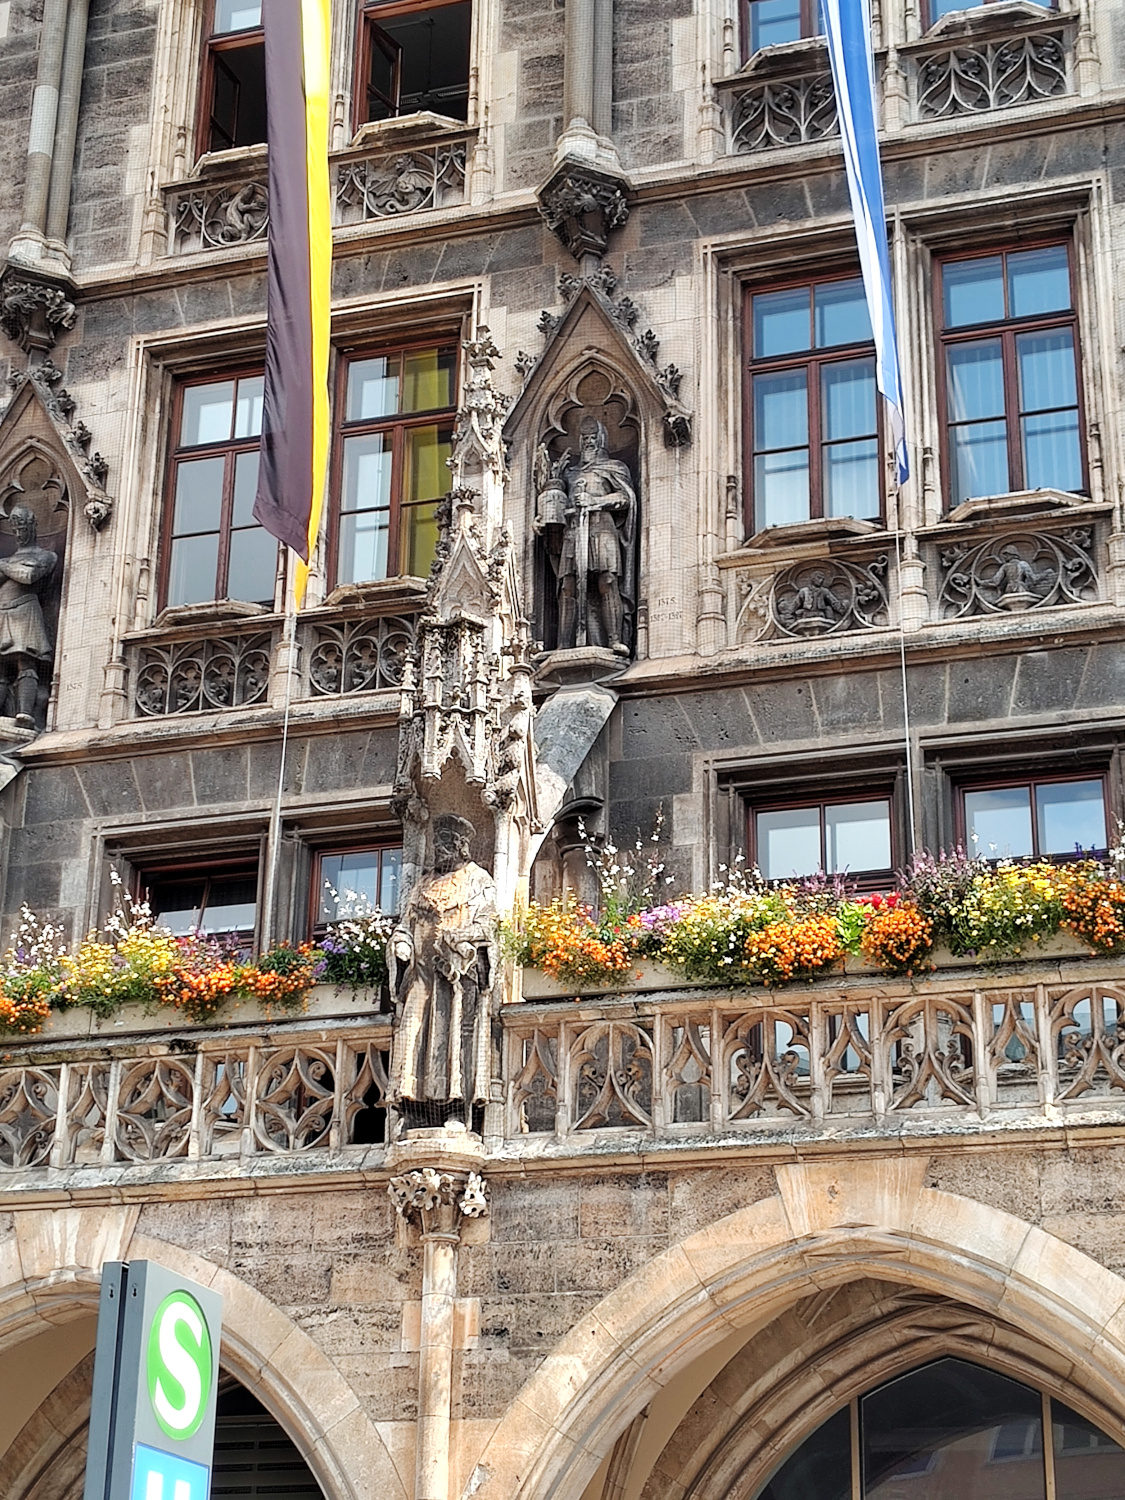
[{"left": 758, "top": 1357, "right": 1125, "bottom": 1499}]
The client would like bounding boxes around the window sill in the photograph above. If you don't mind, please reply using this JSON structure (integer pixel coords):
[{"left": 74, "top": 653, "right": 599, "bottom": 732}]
[
  {"left": 344, "top": 113, "right": 475, "bottom": 154},
  {"left": 189, "top": 141, "right": 268, "bottom": 180},
  {"left": 147, "top": 600, "right": 274, "bottom": 634},
  {"left": 942, "top": 488, "right": 1089, "bottom": 526},
  {"left": 741, "top": 516, "right": 884, "bottom": 551},
  {"left": 316, "top": 577, "right": 429, "bottom": 614},
  {"left": 910, "top": 0, "right": 1064, "bottom": 46},
  {"left": 718, "top": 35, "right": 828, "bottom": 84}
]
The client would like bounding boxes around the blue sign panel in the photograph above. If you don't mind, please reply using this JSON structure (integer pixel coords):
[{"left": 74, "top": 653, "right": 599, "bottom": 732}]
[{"left": 130, "top": 1444, "right": 211, "bottom": 1500}]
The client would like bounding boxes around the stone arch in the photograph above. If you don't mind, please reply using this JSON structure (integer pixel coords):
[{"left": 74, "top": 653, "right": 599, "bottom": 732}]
[
  {"left": 0, "top": 1208, "right": 408, "bottom": 1500},
  {"left": 0, "top": 1350, "right": 93, "bottom": 1500},
  {"left": 465, "top": 1159, "right": 1125, "bottom": 1500}
]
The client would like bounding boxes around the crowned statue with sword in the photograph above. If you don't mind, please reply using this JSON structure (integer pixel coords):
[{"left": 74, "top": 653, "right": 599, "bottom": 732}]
[{"left": 534, "top": 415, "right": 638, "bottom": 656}]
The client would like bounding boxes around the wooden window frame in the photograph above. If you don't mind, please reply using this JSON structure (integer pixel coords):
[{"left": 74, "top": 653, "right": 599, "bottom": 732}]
[
  {"left": 138, "top": 852, "right": 263, "bottom": 946},
  {"left": 329, "top": 338, "right": 459, "bottom": 588},
  {"left": 197, "top": 1, "right": 265, "bottom": 158},
  {"left": 740, "top": 0, "right": 821, "bottom": 61},
  {"left": 954, "top": 770, "right": 1109, "bottom": 861},
  {"left": 308, "top": 840, "right": 404, "bottom": 938},
  {"left": 747, "top": 790, "right": 897, "bottom": 890},
  {"left": 935, "top": 239, "right": 1088, "bottom": 511},
  {"left": 353, "top": 0, "right": 472, "bottom": 132},
  {"left": 159, "top": 367, "right": 277, "bottom": 612},
  {"left": 742, "top": 272, "right": 885, "bottom": 536}
]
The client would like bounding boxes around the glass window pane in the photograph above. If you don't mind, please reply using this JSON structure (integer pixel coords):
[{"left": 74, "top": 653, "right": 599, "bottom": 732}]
[
  {"left": 862, "top": 1358, "right": 1046, "bottom": 1500},
  {"left": 402, "top": 348, "right": 457, "bottom": 413},
  {"left": 404, "top": 423, "right": 453, "bottom": 504},
  {"left": 382, "top": 2, "right": 471, "bottom": 119},
  {"left": 172, "top": 457, "right": 225, "bottom": 536},
  {"left": 758, "top": 1406, "right": 851, "bottom": 1500},
  {"left": 950, "top": 419, "right": 1010, "bottom": 504},
  {"left": 1008, "top": 245, "right": 1071, "bottom": 318},
  {"left": 320, "top": 852, "right": 381, "bottom": 922},
  {"left": 167, "top": 533, "right": 221, "bottom": 607},
  {"left": 214, "top": 0, "right": 261, "bottom": 32},
  {"left": 947, "top": 339, "right": 1006, "bottom": 421},
  {"left": 1022, "top": 410, "right": 1082, "bottom": 493},
  {"left": 150, "top": 879, "right": 206, "bottom": 935},
  {"left": 824, "top": 439, "right": 880, "bottom": 519},
  {"left": 231, "top": 450, "right": 260, "bottom": 527},
  {"left": 181, "top": 382, "right": 235, "bottom": 446},
  {"left": 1052, "top": 1397, "right": 1125, "bottom": 1498},
  {"left": 234, "top": 375, "right": 264, "bottom": 438},
  {"left": 825, "top": 800, "right": 891, "bottom": 873},
  {"left": 753, "top": 288, "right": 810, "bottom": 357},
  {"left": 757, "top": 806, "right": 822, "bottom": 879},
  {"left": 1017, "top": 329, "right": 1077, "bottom": 413},
  {"left": 403, "top": 501, "right": 441, "bottom": 578},
  {"left": 815, "top": 279, "right": 872, "bottom": 348},
  {"left": 341, "top": 433, "right": 393, "bottom": 514},
  {"left": 347, "top": 356, "right": 399, "bottom": 421},
  {"left": 755, "top": 370, "right": 808, "bottom": 449},
  {"left": 748, "top": 0, "right": 802, "bottom": 51},
  {"left": 755, "top": 449, "right": 810, "bottom": 529},
  {"left": 1036, "top": 779, "right": 1106, "bottom": 856},
  {"left": 339, "top": 509, "right": 390, "bottom": 584},
  {"left": 822, "top": 358, "right": 875, "bottom": 440},
  {"left": 965, "top": 786, "right": 1033, "bottom": 858},
  {"left": 943, "top": 256, "right": 1005, "bottom": 328},
  {"left": 227, "top": 526, "right": 277, "bottom": 606}
]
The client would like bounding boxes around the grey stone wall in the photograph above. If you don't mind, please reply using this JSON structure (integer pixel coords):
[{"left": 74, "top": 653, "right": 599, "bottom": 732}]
[
  {"left": 68, "top": 0, "right": 158, "bottom": 268},
  {"left": 500, "top": 0, "right": 565, "bottom": 192},
  {"left": 0, "top": 0, "right": 40, "bottom": 252},
  {"left": 612, "top": 0, "right": 690, "bottom": 169}
]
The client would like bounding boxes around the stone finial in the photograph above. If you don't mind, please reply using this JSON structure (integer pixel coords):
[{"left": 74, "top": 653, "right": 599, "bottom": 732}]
[
  {"left": 388, "top": 1167, "right": 490, "bottom": 1236},
  {"left": 0, "top": 270, "right": 77, "bottom": 353}
]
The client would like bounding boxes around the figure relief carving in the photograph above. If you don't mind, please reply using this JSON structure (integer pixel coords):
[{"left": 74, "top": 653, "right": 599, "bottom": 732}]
[
  {"left": 938, "top": 528, "right": 1096, "bottom": 619},
  {"left": 388, "top": 814, "right": 499, "bottom": 1127},
  {"left": 0, "top": 505, "right": 56, "bottom": 728},
  {"left": 532, "top": 368, "right": 639, "bottom": 657}
]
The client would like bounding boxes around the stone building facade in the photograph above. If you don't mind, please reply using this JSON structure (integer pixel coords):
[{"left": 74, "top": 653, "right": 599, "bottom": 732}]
[{"left": 3, "top": 0, "right": 1125, "bottom": 1497}]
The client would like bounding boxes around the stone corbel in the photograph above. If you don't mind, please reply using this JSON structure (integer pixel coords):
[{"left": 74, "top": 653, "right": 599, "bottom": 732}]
[
  {"left": 537, "top": 161, "right": 630, "bottom": 263},
  {"left": 0, "top": 267, "right": 77, "bottom": 355}
]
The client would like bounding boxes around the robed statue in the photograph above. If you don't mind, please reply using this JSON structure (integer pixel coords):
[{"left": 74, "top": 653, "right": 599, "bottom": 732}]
[
  {"left": 0, "top": 505, "right": 56, "bottom": 728},
  {"left": 388, "top": 814, "right": 498, "bottom": 1123},
  {"left": 534, "top": 416, "right": 637, "bottom": 655}
]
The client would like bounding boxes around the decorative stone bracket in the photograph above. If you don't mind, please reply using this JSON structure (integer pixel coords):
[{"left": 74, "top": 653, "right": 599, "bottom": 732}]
[
  {"left": 537, "top": 161, "right": 630, "bottom": 262},
  {"left": 0, "top": 267, "right": 77, "bottom": 354}
]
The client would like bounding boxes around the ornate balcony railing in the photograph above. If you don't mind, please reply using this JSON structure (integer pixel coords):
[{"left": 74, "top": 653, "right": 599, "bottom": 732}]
[
  {"left": 0, "top": 1016, "right": 391, "bottom": 1171},
  {"left": 726, "top": 70, "right": 839, "bottom": 154},
  {"left": 915, "top": 26, "right": 1069, "bottom": 119},
  {"left": 128, "top": 622, "right": 277, "bottom": 717},
  {"left": 503, "top": 966, "right": 1125, "bottom": 1140},
  {"left": 164, "top": 133, "right": 470, "bottom": 254},
  {"left": 301, "top": 611, "right": 417, "bottom": 697}
]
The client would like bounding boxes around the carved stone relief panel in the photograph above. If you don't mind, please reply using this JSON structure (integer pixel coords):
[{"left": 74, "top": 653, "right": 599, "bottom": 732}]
[
  {"left": 734, "top": 554, "right": 890, "bottom": 643},
  {"left": 936, "top": 527, "right": 1097, "bottom": 619},
  {"left": 304, "top": 613, "right": 416, "bottom": 696},
  {"left": 335, "top": 143, "right": 467, "bottom": 224},
  {"left": 729, "top": 73, "right": 838, "bottom": 152},
  {"left": 130, "top": 628, "right": 274, "bottom": 716},
  {"left": 916, "top": 29, "right": 1068, "bottom": 118}
]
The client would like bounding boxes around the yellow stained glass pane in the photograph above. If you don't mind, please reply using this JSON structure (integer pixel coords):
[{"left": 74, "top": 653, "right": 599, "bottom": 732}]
[
  {"left": 402, "top": 349, "right": 456, "bottom": 413},
  {"left": 405, "top": 424, "right": 453, "bottom": 502},
  {"left": 403, "top": 502, "right": 440, "bottom": 578}
]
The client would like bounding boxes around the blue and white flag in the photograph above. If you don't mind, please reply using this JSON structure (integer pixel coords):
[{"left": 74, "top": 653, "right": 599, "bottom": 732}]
[{"left": 821, "top": 0, "right": 909, "bottom": 485}]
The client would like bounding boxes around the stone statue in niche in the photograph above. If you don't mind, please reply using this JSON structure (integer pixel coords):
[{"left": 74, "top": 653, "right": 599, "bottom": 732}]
[
  {"left": 534, "top": 416, "right": 637, "bottom": 654},
  {"left": 388, "top": 814, "right": 498, "bottom": 1125},
  {"left": 0, "top": 504, "right": 57, "bottom": 728}
]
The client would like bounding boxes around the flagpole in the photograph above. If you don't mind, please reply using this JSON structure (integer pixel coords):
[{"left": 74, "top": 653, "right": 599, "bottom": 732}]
[{"left": 262, "top": 574, "right": 298, "bottom": 950}]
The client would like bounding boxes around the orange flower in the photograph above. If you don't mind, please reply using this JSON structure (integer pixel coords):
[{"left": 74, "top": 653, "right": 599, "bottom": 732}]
[
  {"left": 743, "top": 915, "right": 843, "bottom": 986},
  {"left": 860, "top": 901, "right": 934, "bottom": 974}
]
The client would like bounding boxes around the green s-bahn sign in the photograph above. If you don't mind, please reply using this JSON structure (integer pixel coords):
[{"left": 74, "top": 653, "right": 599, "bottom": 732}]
[{"left": 83, "top": 1262, "right": 223, "bottom": 1500}]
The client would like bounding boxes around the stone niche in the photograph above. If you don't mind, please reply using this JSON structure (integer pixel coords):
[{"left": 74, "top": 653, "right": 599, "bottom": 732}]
[{"left": 0, "top": 444, "right": 67, "bottom": 734}]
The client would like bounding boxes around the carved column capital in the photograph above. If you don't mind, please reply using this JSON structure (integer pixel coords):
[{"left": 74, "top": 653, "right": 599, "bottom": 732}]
[
  {"left": 388, "top": 1167, "right": 490, "bottom": 1237},
  {"left": 0, "top": 266, "right": 77, "bottom": 353}
]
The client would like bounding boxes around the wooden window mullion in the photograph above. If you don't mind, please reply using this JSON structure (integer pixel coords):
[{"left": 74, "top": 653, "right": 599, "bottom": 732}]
[
  {"left": 809, "top": 353, "right": 824, "bottom": 520},
  {"left": 1002, "top": 328, "right": 1023, "bottom": 493}
]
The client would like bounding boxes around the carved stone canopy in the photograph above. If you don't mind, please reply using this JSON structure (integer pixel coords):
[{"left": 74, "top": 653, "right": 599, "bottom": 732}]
[
  {"left": 0, "top": 361, "right": 112, "bottom": 530},
  {"left": 536, "top": 162, "right": 630, "bottom": 262},
  {"left": 505, "top": 277, "right": 692, "bottom": 451},
  {"left": 0, "top": 266, "right": 77, "bottom": 354}
]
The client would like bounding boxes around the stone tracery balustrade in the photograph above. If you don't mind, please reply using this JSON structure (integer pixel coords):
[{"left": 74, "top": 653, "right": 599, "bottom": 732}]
[
  {"left": 916, "top": 28, "right": 1069, "bottom": 118},
  {"left": 504, "top": 969, "right": 1125, "bottom": 1138},
  {"left": 165, "top": 136, "right": 469, "bottom": 253},
  {"left": 0, "top": 1023, "right": 392, "bottom": 1170},
  {"left": 302, "top": 612, "right": 417, "bottom": 697},
  {"left": 129, "top": 627, "right": 275, "bottom": 716},
  {"left": 728, "top": 71, "right": 839, "bottom": 153}
]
